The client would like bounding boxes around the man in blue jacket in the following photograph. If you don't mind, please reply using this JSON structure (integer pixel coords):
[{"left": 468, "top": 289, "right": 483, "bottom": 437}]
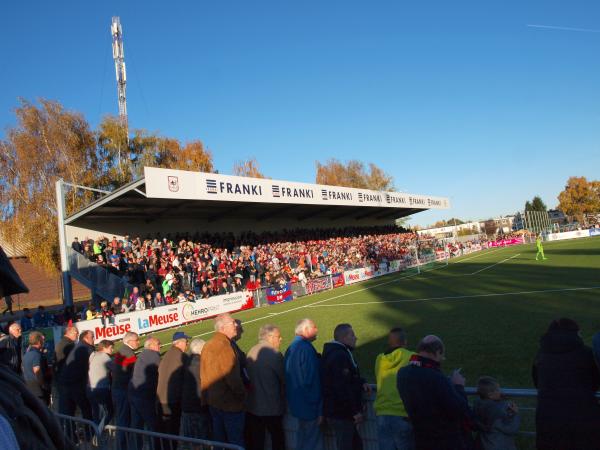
[
  {"left": 397, "top": 335, "right": 470, "bottom": 450},
  {"left": 284, "top": 318, "right": 323, "bottom": 450},
  {"left": 322, "top": 323, "right": 367, "bottom": 450}
]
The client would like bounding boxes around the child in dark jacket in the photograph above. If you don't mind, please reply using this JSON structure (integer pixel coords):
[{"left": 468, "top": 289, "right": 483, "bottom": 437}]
[{"left": 472, "top": 376, "right": 520, "bottom": 450}]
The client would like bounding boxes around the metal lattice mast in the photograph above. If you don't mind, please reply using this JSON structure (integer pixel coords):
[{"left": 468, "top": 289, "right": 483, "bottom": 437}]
[{"left": 111, "top": 17, "right": 128, "bottom": 133}]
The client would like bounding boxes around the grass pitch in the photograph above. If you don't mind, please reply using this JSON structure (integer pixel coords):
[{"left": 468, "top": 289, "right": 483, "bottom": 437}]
[{"left": 147, "top": 237, "right": 600, "bottom": 389}]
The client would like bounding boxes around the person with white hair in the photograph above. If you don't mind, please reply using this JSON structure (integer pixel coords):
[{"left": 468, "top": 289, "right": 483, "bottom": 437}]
[
  {"left": 129, "top": 336, "right": 161, "bottom": 435},
  {"left": 0, "top": 322, "right": 22, "bottom": 375},
  {"left": 284, "top": 318, "right": 323, "bottom": 450},
  {"left": 180, "top": 338, "right": 210, "bottom": 440},
  {"left": 200, "top": 313, "right": 246, "bottom": 447},
  {"left": 246, "top": 324, "right": 285, "bottom": 450}
]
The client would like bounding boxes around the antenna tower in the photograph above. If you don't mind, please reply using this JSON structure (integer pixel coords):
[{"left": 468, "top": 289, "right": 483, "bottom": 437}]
[{"left": 111, "top": 17, "right": 128, "bottom": 133}]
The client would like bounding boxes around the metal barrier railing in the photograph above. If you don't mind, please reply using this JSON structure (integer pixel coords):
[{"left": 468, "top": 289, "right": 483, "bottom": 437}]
[
  {"left": 102, "top": 424, "right": 245, "bottom": 450},
  {"left": 55, "top": 413, "right": 103, "bottom": 449}
]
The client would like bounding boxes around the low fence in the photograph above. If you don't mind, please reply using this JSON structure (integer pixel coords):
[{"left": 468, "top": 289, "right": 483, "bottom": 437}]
[{"left": 56, "top": 387, "right": 562, "bottom": 450}]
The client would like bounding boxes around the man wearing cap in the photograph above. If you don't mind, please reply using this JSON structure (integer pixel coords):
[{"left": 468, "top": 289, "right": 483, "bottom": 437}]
[{"left": 157, "top": 331, "right": 190, "bottom": 436}]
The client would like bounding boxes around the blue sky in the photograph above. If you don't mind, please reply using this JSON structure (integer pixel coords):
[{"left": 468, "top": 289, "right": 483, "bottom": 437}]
[{"left": 1, "top": 1, "right": 599, "bottom": 227}]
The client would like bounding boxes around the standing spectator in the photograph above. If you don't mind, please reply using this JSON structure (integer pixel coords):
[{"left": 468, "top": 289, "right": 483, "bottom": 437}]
[
  {"left": 33, "top": 305, "right": 50, "bottom": 328},
  {"left": 532, "top": 318, "right": 600, "bottom": 450},
  {"left": 181, "top": 338, "right": 210, "bottom": 440},
  {"left": 157, "top": 332, "right": 190, "bottom": 437},
  {"left": 0, "top": 323, "right": 22, "bottom": 375},
  {"left": 472, "top": 376, "right": 520, "bottom": 450},
  {"left": 20, "top": 308, "right": 34, "bottom": 332},
  {"left": 284, "top": 318, "right": 323, "bottom": 450},
  {"left": 129, "top": 337, "right": 161, "bottom": 449},
  {"left": 397, "top": 335, "right": 470, "bottom": 450},
  {"left": 54, "top": 327, "right": 78, "bottom": 384},
  {"left": 111, "top": 332, "right": 139, "bottom": 449},
  {"left": 88, "top": 340, "right": 115, "bottom": 429},
  {"left": 232, "top": 319, "right": 250, "bottom": 387},
  {"left": 2, "top": 294, "right": 14, "bottom": 316},
  {"left": 99, "top": 301, "right": 115, "bottom": 326},
  {"left": 134, "top": 295, "right": 146, "bottom": 311},
  {"left": 201, "top": 313, "right": 246, "bottom": 447},
  {"left": 22, "top": 331, "right": 50, "bottom": 405},
  {"left": 246, "top": 324, "right": 286, "bottom": 450},
  {"left": 58, "top": 330, "right": 95, "bottom": 420},
  {"left": 322, "top": 323, "right": 367, "bottom": 450},
  {"left": 71, "top": 237, "right": 82, "bottom": 253},
  {"left": 374, "top": 327, "right": 415, "bottom": 450}
]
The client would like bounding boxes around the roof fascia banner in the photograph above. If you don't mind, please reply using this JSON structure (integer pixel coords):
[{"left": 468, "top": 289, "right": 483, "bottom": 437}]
[{"left": 144, "top": 167, "right": 450, "bottom": 210}]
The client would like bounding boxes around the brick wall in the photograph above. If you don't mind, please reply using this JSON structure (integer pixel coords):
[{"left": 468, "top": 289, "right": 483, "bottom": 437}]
[{"left": 7, "top": 258, "right": 90, "bottom": 310}]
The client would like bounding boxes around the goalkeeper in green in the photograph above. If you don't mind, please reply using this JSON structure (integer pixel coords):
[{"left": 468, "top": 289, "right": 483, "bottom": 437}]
[{"left": 536, "top": 234, "right": 547, "bottom": 261}]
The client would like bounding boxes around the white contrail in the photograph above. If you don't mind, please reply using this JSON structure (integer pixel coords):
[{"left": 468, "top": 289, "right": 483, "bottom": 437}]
[{"left": 527, "top": 24, "right": 600, "bottom": 33}]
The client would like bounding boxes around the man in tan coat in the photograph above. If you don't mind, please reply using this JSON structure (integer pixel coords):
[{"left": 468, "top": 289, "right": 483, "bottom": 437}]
[{"left": 201, "top": 313, "right": 246, "bottom": 447}]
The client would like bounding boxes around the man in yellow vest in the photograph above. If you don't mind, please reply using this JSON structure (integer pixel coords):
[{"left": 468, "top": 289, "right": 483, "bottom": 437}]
[{"left": 374, "top": 327, "right": 415, "bottom": 450}]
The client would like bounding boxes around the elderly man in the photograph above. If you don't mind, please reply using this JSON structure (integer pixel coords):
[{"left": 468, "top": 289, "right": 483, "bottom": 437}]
[
  {"left": 201, "top": 313, "right": 246, "bottom": 447},
  {"left": 246, "top": 324, "right": 285, "bottom": 450},
  {"left": 88, "top": 339, "right": 114, "bottom": 429},
  {"left": 129, "top": 336, "right": 161, "bottom": 434},
  {"left": 322, "top": 323, "right": 367, "bottom": 450},
  {"left": 397, "top": 335, "right": 469, "bottom": 450},
  {"left": 59, "top": 330, "right": 95, "bottom": 420},
  {"left": 284, "top": 318, "right": 323, "bottom": 450},
  {"left": 0, "top": 322, "right": 22, "bottom": 375},
  {"left": 374, "top": 327, "right": 415, "bottom": 450},
  {"left": 181, "top": 338, "right": 210, "bottom": 440},
  {"left": 157, "top": 332, "right": 190, "bottom": 436},
  {"left": 111, "top": 331, "right": 139, "bottom": 449}
]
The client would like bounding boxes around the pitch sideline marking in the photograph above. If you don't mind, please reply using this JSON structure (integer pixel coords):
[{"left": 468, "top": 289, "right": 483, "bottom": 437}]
[
  {"left": 304, "top": 285, "right": 600, "bottom": 308},
  {"left": 468, "top": 254, "right": 520, "bottom": 275},
  {"left": 449, "top": 247, "right": 506, "bottom": 264}
]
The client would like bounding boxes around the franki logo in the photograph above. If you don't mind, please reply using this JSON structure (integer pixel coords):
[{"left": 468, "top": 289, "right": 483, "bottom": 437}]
[{"left": 206, "top": 179, "right": 263, "bottom": 196}]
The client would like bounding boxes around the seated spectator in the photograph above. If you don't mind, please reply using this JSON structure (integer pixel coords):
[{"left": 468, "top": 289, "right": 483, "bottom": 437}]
[
  {"left": 111, "top": 297, "right": 124, "bottom": 315},
  {"left": 532, "top": 318, "right": 600, "bottom": 450},
  {"left": 154, "top": 292, "right": 165, "bottom": 307},
  {"left": 86, "top": 304, "right": 100, "bottom": 321},
  {"left": 99, "top": 301, "right": 115, "bottom": 326},
  {"left": 397, "top": 335, "right": 470, "bottom": 450},
  {"left": 473, "top": 376, "right": 519, "bottom": 450},
  {"left": 134, "top": 295, "right": 146, "bottom": 311},
  {"left": 20, "top": 308, "right": 35, "bottom": 332}
]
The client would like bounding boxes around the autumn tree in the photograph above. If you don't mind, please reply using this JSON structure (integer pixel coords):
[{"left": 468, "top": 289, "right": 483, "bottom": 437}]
[
  {"left": 1, "top": 100, "right": 216, "bottom": 271},
  {"left": 525, "top": 196, "right": 547, "bottom": 212},
  {"left": 558, "top": 176, "right": 600, "bottom": 224},
  {"left": 233, "top": 157, "right": 267, "bottom": 178},
  {"left": 315, "top": 159, "right": 394, "bottom": 191},
  {"left": 0, "top": 99, "right": 101, "bottom": 270}
]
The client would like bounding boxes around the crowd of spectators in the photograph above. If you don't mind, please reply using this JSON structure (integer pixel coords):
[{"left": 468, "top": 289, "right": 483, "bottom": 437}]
[
  {"left": 71, "top": 226, "right": 421, "bottom": 309},
  {"left": 2, "top": 314, "right": 599, "bottom": 450}
]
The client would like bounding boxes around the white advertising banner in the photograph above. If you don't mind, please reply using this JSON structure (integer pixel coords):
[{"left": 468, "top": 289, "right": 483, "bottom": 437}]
[
  {"left": 144, "top": 167, "right": 450, "bottom": 210},
  {"left": 76, "top": 291, "right": 254, "bottom": 343},
  {"left": 546, "top": 230, "right": 593, "bottom": 242}
]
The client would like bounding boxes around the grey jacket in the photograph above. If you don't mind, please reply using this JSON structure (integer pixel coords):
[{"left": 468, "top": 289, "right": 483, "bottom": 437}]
[
  {"left": 473, "top": 398, "right": 520, "bottom": 450},
  {"left": 246, "top": 341, "right": 285, "bottom": 416}
]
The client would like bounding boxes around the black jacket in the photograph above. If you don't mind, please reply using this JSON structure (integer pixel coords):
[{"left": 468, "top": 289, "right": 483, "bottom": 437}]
[
  {"left": 54, "top": 336, "right": 75, "bottom": 380},
  {"left": 397, "top": 355, "right": 470, "bottom": 450},
  {"left": 181, "top": 354, "right": 208, "bottom": 413},
  {"left": 321, "top": 341, "right": 365, "bottom": 420},
  {"left": 111, "top": 344, "right": 137, "bottom": 390},
  {"left": 60, "top": 342, "right": 94, "bottom": 385},
  {"left": 532, "top": 329, "right": 600, "bottom": 449},
  {"left": 0, "top": 335, "right": 22, "bottom": 376}
]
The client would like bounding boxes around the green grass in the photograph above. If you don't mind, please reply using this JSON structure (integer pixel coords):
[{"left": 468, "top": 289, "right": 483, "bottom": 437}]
[{"left": 142, "top": 236, "right": 600, "bottom": 389}]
